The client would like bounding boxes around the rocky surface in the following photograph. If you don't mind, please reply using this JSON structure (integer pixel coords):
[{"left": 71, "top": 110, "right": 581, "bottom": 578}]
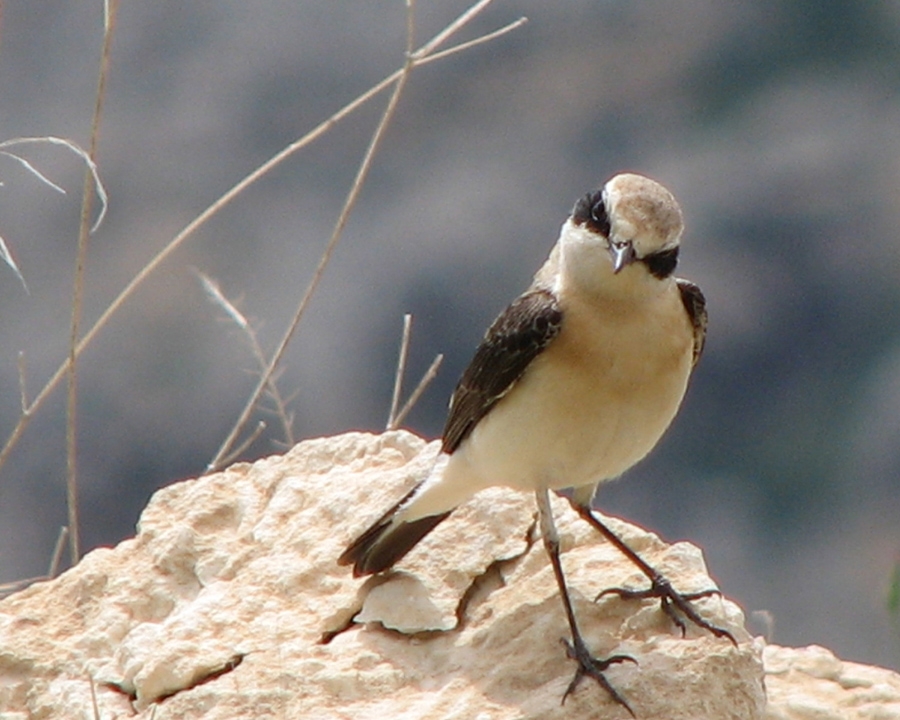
[{"left": 0, "top": 430, "right": 896, "bottom": 719}]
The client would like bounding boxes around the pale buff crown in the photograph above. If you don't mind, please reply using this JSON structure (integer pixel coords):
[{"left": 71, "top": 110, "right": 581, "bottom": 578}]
[{"left": 603, "top": 172, "right": 684, "bottom": 258}]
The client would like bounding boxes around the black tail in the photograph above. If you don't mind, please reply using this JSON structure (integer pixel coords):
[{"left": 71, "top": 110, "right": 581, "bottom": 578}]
[{"left": 338, "top": 482, "right": 452, "bottom": 576}]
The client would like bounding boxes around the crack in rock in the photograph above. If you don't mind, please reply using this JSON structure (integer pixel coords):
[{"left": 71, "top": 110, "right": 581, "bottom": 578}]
[{"left": 155, "top": 652, "right": 245, "bottom": 703}]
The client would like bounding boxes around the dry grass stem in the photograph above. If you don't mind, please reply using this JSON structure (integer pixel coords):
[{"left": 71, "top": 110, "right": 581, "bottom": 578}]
[
  {"left": 205, "top": 0, "right": 419, "bottom": 468},
  {"left": 0, "top": 137, "right": 108, "bottom": 232},
  {"left": 0, "top": 526, "right": 70, "bottom": 599},
  {"left": 48, "top": 526, "right": 69, "bottom": 578},
  {"left": 385, "top": 313, "right": 444, "bottom": 431},
  {"left": 391, "top": 353, "right": 444, "bottom": 431},
  {"left": 0, "top": 577, "right": 43, "bottom": 599},
  {"left": 64, "top": 0, "right": 119, "bottom": 566},
  {"left": 417, "top": 15, "right": 527, "bottom": 65},
  {"left": 387, "top": 314, "right": 414, "bottom": 429},
  {"left": 0, "top": 0, "right": 524, "bottom": 490},
  {"left": 217, "top": 421, "right": 267, "bottom": 469},
  {"left": 0, "top": 232, "right": 28, "bottom": 292},
  {"left": 210, "top": 0, "right": 430, "bottom": 470},
  {"left": 89, "top": 673, "right": 100, "bottom": 720},
  {"left": 208, "top": 0, "right": 520, "bottom": 468},
  {"left": 0, "top": 134, "right": 115, "bottom": 295},
  {"left": 196, "top": 270, "right": 296, "bottom": 448},
  {"left": 0, "top": 150, "right": 67, "bottom": 194},
  {"left": 197, "top": 270, "right": 250, "bottom": 330}
]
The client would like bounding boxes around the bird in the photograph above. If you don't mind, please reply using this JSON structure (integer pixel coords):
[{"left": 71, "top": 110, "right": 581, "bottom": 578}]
[{"left": 338, "top": 172, "right": 733, "bottom": 715}]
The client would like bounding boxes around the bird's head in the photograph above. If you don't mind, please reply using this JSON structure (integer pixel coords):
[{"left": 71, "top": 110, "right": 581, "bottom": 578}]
[{"left": 570, "top": 173, "right": 684, "bottom": 280}]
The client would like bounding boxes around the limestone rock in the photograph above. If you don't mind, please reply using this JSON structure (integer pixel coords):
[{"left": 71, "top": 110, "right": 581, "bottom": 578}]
[
  {"left": 763, "top": 644, "right": 900, "bottom": 720},
  {"left": 0, "top": 430, "right": 893, "bottom": 718}
]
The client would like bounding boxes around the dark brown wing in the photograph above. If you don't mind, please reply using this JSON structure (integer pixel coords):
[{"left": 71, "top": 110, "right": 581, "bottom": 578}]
[
  {"left": 336, "top": 480, "right": 450, "bottom": 576},
  {"left": 441, "top": 288, "right": 563, "bottom": 454},
  {"left": 676, "top": 279, "right": 707, "bottom": 367}
]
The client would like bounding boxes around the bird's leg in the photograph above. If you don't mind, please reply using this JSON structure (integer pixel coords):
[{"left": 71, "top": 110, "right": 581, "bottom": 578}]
[
  {"left": 536, "top": 489, "right": 637, "bottom": 716},
  {"left": 568, "top": 499, "right": 737, "bottom": 645}
]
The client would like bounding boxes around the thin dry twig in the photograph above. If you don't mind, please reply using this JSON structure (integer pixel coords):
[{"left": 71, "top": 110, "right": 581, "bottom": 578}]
[
  {"left": 0, "top": 525, "right": 70, "bottom": 599},
  {"left": 208, "top": 0, "right": 519, "bottom": 469},
  {"left": 418, "top": 15, "right": 527, "bottom": 65},
  {"left": 197, "top": 271, "right": 250, "bottom": 330},
  {"left": 209, "top": 0, "right": 420, "bottom": 470},
  {"left": 64, "top": 0, "right": 119, "bottom": 567},
  {"left": 0, "top": 0, "right": 524, "bottom": 482},
  {"left": 0, "top": 136, "right": 108, "bottom": 233},
  {"left": 89, "top": 673, "right": 100, "bottom": 720},
  {"left": 0, "top": 577, "right": 43, "bottom": 599},
  {"left": 412, "top": 0, "right": 499, "bottom": 59},
  {"left": 0, "top": 150, "right": 66, "bottom": 194},
  {"left": 390, "top": 353, "right": 444, "bottom": 430},
  {"left": 0, "top": 133, "right": 118, "bottom": 294},
  {"left": 387, "top": 314, "right": 414, "bottom": 429},
  {"left": 0, "top": 231, "right": 28, "bottom": 293},
  {"left": 48, "top": 526, "right": 69, "bottom": 578},
  {"left": 384, "top": 313, "right": 444, "bottom": 430},
  {"left": 216, "top": 421, "right": 267, "bottom": 469},
  {"left": 195, "top": 270, "right": 295, "bottom": 447}
]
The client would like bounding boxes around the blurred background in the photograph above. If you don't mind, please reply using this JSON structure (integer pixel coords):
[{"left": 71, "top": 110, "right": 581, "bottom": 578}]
[{"left": 1, "top": 0, "right": 899, "bottom": 670}]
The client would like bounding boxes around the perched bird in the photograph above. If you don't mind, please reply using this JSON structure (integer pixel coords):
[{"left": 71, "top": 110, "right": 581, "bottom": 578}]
[{"left": 339, "top": 173, "right": 732, "bottom": 715}]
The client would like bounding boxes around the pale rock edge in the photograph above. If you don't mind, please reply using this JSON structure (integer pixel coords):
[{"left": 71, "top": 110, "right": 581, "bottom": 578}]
[{"left": 0, "top": 431, "right": 896, "bottom": 719}]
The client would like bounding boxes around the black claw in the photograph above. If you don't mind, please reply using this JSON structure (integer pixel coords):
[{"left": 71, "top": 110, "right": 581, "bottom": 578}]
[
  {"left": 595, "top": 576, "right": 737, "bottom": 646},
  {"left": 568, "top": 502, "right": 739, "bottom": 648},
  {"left": 559, "top": 636, "right": 637, "bottom": 717}
]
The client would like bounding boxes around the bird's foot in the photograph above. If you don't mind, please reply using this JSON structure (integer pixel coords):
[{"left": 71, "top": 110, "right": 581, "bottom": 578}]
[
  {"left": 560, "top": 635, "right": 637, "bottom": 717},
  {"left": 596, "top": 574, "right": 737, "bottom": 645}
]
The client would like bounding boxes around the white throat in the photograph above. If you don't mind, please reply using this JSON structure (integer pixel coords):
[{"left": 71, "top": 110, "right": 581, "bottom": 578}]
[{"left": 553, "top": 219, "right": 672, "bottom": 302}]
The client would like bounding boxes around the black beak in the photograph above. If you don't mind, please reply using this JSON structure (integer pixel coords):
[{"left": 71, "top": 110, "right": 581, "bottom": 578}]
[{"left": 609, "top": 240, "right": 636, "bottom": 273}]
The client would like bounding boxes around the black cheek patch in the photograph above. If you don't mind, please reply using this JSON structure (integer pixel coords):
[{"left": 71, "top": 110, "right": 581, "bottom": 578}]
[{"left": 642, "top": 246, "right": 679, "bottom": 279}]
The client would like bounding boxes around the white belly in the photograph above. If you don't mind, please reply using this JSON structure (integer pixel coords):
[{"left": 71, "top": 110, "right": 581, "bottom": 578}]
[
  {"left": 401, "top": 288, "right": 695, "bottom": 522},
  {"left": 450, "top": 291, "right": 693, "bottom": 494}
]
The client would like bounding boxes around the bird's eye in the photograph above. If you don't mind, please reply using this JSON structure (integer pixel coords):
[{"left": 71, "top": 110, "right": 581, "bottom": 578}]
[
  {"left": 591, "top": 199, "right": 611, "bottom": 237},
  {"left": 571, "top": 189, "right": 611, "bottom": 237}
]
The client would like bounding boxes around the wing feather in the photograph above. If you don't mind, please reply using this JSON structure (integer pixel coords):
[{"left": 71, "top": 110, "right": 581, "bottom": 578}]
[
  {"left": 441, "top": 288, "right": 563, "bottom": 454},
  {"left": 676, "top": 279, "right": 707, "bottom": 367}
]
